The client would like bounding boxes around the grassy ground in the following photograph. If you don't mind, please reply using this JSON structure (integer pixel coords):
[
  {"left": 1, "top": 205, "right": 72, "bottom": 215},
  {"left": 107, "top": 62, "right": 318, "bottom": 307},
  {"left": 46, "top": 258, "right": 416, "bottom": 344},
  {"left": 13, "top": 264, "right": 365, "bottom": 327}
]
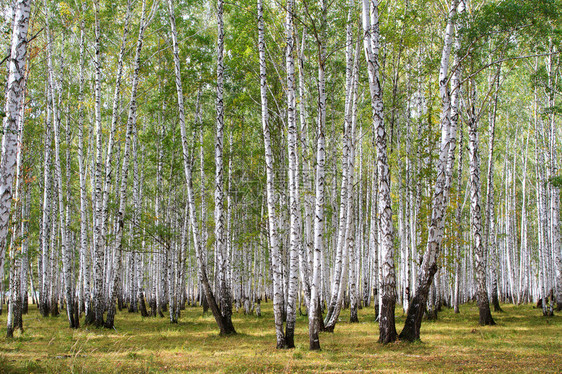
[{"left": 0, "top": 301, "right": 560, "bottom": 373}]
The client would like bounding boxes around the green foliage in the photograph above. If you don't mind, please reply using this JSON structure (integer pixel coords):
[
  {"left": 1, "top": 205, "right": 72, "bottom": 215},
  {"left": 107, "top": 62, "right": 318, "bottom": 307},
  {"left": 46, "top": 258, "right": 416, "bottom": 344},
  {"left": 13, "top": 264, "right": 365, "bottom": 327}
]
[{"left": 548, "top": 175, "right": 562, "bottom": 188}]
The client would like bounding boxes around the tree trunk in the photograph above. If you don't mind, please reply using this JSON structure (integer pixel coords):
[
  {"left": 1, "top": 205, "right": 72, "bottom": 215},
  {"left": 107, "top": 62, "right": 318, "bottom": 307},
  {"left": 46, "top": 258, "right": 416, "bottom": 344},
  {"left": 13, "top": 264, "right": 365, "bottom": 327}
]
[
  {"left": 105, "top": 0, "right": 154, "bottom": 329},
  {"left": 399, "top": 0, "right": 460, "bottom": 342},
  {"left": 214, "top": 0, "right": 236, "bottom": 335},
  {"left": 91, "top": 2, "right": 106, "bottom": 327},
  {"left": 284, "top": 0, "right": 300, "bottom": 349},
  {"left": 468, "top": 81, "right": 495, "bottom": 326},
  {"left": 258, "top": 0, "right": 286, "bottom": 347},
  {"left": 308, "top": 0, "right": 328, "bottom": 351},
  {"left": 168, "top": 0, "right": 234, "bottom": 335},
  {"left": 453, "top": 128, "right": 464, "bottom": 313},
  {"left": 0, "top": 0, "right": 31, "bottom": 288},
  {"left": 362, "top": 0, "right": 396, "bottom": 344}
]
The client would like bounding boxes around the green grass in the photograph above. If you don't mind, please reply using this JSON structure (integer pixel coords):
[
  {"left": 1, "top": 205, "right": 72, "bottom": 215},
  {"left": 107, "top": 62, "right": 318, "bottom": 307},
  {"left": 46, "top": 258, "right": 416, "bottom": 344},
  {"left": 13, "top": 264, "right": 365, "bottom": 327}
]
[{"left": 0, "top": 302, "right": 560, "bottom": 373}]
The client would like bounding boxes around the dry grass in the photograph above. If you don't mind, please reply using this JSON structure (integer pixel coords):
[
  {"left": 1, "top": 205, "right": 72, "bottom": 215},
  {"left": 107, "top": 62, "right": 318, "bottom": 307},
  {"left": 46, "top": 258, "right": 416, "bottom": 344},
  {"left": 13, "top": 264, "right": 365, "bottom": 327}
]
[{"left": 0, "top": 301, "right": 560, "bottom": 373}]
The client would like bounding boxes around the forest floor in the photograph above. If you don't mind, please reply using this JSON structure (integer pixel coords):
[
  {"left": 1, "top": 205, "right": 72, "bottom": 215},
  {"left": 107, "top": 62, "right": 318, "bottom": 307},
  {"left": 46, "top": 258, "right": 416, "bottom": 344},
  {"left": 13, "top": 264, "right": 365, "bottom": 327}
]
[{"left": 0, "top": 301, "right": 560, "bottom": 373}]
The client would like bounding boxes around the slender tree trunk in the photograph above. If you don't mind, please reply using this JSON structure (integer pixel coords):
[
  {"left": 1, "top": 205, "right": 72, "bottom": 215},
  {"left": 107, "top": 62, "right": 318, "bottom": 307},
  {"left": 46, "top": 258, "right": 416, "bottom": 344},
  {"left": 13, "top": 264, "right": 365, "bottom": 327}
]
[
  {"left": 547, "top": 46, "right": 562, "bottom": 312},
  {"left": 0, "top": 0, "right": 31, "bottom": 283},
  {"left": 105, "top": 0, "right": 155, "bottom": 329},
  {"left": 296, "top": 29, "right": 313, "bottom": 310},
  {"left": 284, "top": 0, "right": 300, "bottom": 349},
  {"left": 308, "top": 0, "right": 328, "bottom": 351},
  {"left": 92, "top": 2, "right": 106, "bottom": 327},
  {"left": 168, "top": 0, "right": 233, "bottom": 335},
  {"left": 468, "top": 81, "right": 495, "bottom": 326},
  {"left": 348, "top": 41, "right": 360, "bottom": 324},
  {"left": 196, "top": 91, "right": 209, "bottom": 313},
  {"left": 453, "top": 128, "right": 464, "bottom": 313},
  {"left": 20, "top": 182, "right": 30, "bottom": 316},
  {"left": 76, "top": 4, "right": 93, "bottom": 323},
  {"left": 6, "top": 74, "right": 27, "bottom": 337},
  {"left": 399, "top": 0, "right": 460, "bottom": 342},
  {"left": 258, "top": 0, "right": 285, "bottom": 347},
  {"left": 484, "top": 66, "right": 503, "bottom": 312},
  {"left": 362, "top": 0, "right": 396, "bottom": 344},
  {"left": 518, "top": 135, "right": 529, "bottom": 305},
  {"left": 40, "top": 87, "right": 52, "bottom": 317},
  {"left": 43, "top": 0, "right": 77, "bottom": 328},
  {"left": 324, "top": 0, "right": 355, "bottom": 330},
  {"left": 214, "top": 0, "right": 236, "bottom": 335}
]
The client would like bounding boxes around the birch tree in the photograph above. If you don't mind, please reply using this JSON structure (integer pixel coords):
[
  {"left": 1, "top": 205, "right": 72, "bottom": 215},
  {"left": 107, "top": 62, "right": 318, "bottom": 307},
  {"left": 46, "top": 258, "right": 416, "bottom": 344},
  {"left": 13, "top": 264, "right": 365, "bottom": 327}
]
[
  {"left": 467, "top": 80, "right": 495, "bottom": 326},
  {"left": 214, "top": 0, "right": 236, "bottom": 335},
  {"left": 362, "top": 0, "right": 396, "bottom": 344},
  {"left": 0, "top": 0, "right": 31, "bottom": 278},
  {"left": 105, "top": 0, "right": 156, "bottom": 329},
  {"left": 400, "top": 0, "right": 460, "bottom": 342},
  {"left": 258, "top": 0, "right": 286, "bottom": 348},
  {"left": 167, "top": 0, "right": 234, "bottom": 335},
  {"left": 308, "top": 0, "right": 328, "bottom": 351}
]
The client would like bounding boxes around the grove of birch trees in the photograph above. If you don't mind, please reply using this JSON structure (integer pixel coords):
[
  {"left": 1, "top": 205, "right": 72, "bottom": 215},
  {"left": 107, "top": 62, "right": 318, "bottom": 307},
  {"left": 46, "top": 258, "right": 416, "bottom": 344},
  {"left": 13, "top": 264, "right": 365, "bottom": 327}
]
[{"left": 1, "top": 0, "right": 561, "bottom": 349}]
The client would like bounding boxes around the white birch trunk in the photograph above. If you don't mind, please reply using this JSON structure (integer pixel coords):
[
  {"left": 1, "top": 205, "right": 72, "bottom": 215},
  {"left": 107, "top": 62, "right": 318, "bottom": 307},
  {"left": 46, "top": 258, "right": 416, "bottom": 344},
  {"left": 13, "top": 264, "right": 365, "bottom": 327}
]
[
  {"left": 76, "top": 5, "right": 93, "bottom": 322},
  {"left": 258, "top": 0, "right": 284, "bottom": 348},
  {"left": 168, "top": 0, "right": 233, "bottom": 335},
  {"left": 547, "top": 47, "right": 562, "bottom": 311},
  {"left": 43, "top": 0, "right": 77, "bottom": 328},
  {"left": 92, "top": 2, "right": 106, "bottom": 327},
  {"left": 39, "top": 82, "right": 52, "bottom": 317},
  {"left": 296, "top": 30, "right": 313, "bottom": 304},
  {"left": 214, "top": 0, "right": 235, "bottom": 333},
  {"left": 308, "top": 0, "right": 328, "bottom": 351},
  {"left": 400, "top": 0, "right": 460, "bottom": 342},
  {"left": 0, "top": 0, "right": 31, "bottom": 278},
  {"left": 468, "top": 82, "right": 495, "bottom": 326},
  {"left": 285, "top": 0, "right": 301, "bottom": 347},
  {"left": 518, "top": 135, "right": 529, "bottom": 304},
  {"left": 325, "top": 0, "right": 354, "bottom": 328},
  {"left": 6, "top": 70, "right": 26, "bottom": 337},
  {"left": 362, "top": 0, "right": 396, "bottom": 343},
  {"left": 105, "top": 0, "right": 156, "bottom": 329}
]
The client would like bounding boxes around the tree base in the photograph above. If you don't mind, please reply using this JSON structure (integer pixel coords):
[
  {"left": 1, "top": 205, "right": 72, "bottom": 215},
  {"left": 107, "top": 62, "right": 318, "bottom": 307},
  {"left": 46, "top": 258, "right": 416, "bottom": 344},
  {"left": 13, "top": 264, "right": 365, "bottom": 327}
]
[
  {"left": 350, "top": 308, "right": 359, "bottom": 323},
  {"left": 399, "top": 296, "right": 424, "bottom": 342},
  {"left": 492, "top": 295, "right": 503, "bottom": 312},
  {"left": 378, "top": 295, "right": 397, "bottom": 344},
  {"left": 478, "top": 306, "right": 496, "bottom": 326}
]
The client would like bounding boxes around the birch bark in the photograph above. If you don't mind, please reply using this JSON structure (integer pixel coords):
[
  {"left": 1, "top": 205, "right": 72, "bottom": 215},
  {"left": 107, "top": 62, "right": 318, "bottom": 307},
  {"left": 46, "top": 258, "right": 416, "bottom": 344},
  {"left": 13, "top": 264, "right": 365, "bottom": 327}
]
[
  {"left": 468, "top": 82, "right": 495, "bottom": 326},
  {"left": 547, "top": 46, "right": 562, "bottom": 312},
  {"left": 215, "top": 0, "right": 236, "bottom": 334},
  {"left": 486, "top": 66, "right": 502, "bottom": 312},
  {"left": 362, "top": 0, "right": 396, "bottom": 343},
  {"left": 76, "top": 3, "right": 93, "bottom": 323},
  {"left": 324, "top": 0, "right": 354, "bottom": 329},
  {"left": 308, "top": 0, "right": 328, "bottom": 351},
  {"left": 296, "top": 30, "right": 312, "bottom": 307},
  {"left": 284, "top": 0, "right": 301, "bottom": 348},
  {"left": 259, "top": 0, "right": 285, "bottom": 348},
  {"left": 40, "top": 83, "right": 52, "bottom": 317},
  {"left": 400, "top": 0, "right": 460, "bottom": 342},
  {"left": 105, "top": 0, "right": 156, "bottom": 329},
  {"left": 0, "top": 0, "right": 31, "bottom": 276},
  {"left": 168, "top": 0, "right": 234, "bottom": 335},
  {"left": 6, "top": 70, "right": 26, "bottom": 337},
  {"left": 43, "top": 0, "right": 77, "bottom": 328},
  {"left": 92, "top": 2, "right": 106, "bottom": 327}
]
